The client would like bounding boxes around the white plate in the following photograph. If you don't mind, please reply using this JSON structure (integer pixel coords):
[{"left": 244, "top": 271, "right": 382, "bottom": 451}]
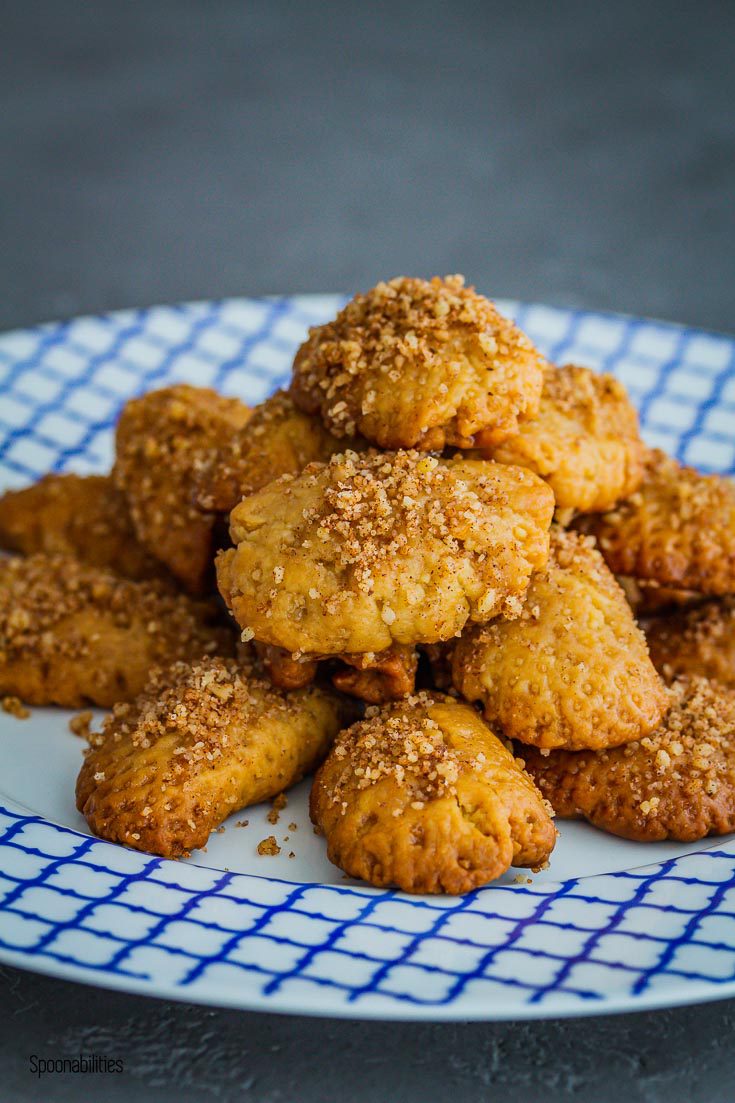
[{"left": 1, "top": 295, "right": 734, "bottom": 1020}]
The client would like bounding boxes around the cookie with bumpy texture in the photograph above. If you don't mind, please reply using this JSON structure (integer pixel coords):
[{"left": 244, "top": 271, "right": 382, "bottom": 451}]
[
  {"left": 521, "top": 677, "right": 735, "bottom": 842},
  {"left": 194, "top": 389, "right": 349, "bottom": 515},
  {"left": 77, "top": 656, "right": 347, "bottom": 858},
  {"left": 645, "top": 597, "right": 735, "bottom": 690},
  {"left": 485, "top": 364, "right": 644, "bottom": 512},
  {"left": 0, "top": 474, "right": 170, "bottom": 583},
  {"left": 575, "top": 449, "right": 735, "bottom": 594},
  {"left": 113, "top": 385, "right": 251, "bottom": 593},
  {"left": 310, "top": 693, "right": 556, "bottom": 894},
  {"left": 216, "top": 450, "right": 554, "bottom": 656},
  {"left": 452, "top": 530, "right": 668, "bottom": 750},
  {"left": 0, "top": 554, "right": 233, "bottom": 707},
  {"left": 291, "top": 275, "right": 545, "bottom": 451}
]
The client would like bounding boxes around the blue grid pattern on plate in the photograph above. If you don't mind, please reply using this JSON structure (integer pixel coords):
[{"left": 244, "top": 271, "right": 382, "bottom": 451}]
[
  {"left": 1, "top": 296, "right": 734, "bottom": 490},
  {"left": 1, "top": 295, "right": 735, "bottom": 1016},
  {"left": 1, "top": 806, "right": 735, "bottom": 1012}
]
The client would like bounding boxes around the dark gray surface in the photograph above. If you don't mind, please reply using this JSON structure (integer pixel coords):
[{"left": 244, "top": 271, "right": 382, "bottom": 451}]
[
  {"left": 3, "top": 966, "right": 735, "bottom": 1103},
  {"left": 1, "top": 0, "right": 734, "bottom": 332},
  {"left": 1, "top": 2, "right": 735, "bottom": 1100}
]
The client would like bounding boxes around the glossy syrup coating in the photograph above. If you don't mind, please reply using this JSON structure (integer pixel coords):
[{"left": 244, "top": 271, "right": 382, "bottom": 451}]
[
  {"left": 521, "top": 677, "right": 735, "bottom": 842},
  {"left": 0, "top": 473, "right": 170, "bottom": 582},
  {"left": 452, "top": 530, "right": 668, "bottom": 750},
  {"left": 645, "top": 597, "right": 735, "bottom": 690},
  {"left": 0, "top": 553, "right": 233, "bottom": 707},
  {"left": 310, "top": 693, "right": 556, "bottom": 894},
  {"left": 113, "top": 384, "right": 251, "bottom": 593},
  {"left": 291, "top": 275, "right": 545, "bottom": 451},
  {"left": 216, "top": 450, "right": 554, "bottom": 656}
]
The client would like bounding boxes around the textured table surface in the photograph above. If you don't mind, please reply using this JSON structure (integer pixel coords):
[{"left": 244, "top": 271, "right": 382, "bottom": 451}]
[{"left": 1, "top": 1, "right": 734, "bottom": 1100}]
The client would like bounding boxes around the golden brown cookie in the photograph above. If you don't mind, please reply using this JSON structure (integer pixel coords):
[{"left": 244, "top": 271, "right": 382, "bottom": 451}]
[
  {"left": 0, "top": 554, "right": 233, "bottom": 707},
  {"left": 575, "top": 449, "right": 735, "bottom": 594},
  {"left": 310, "top": 693, "right": 556, "bottom": 894},
  {"left": 0, "top": 474, "right": 169, "bottom": 582},
  {"left": 645, "top": 597, "right": 735, "bottom": 690},
  {"left": 193, "top": 389, "right": 347, "bottom": 515},
  {"left": 485, "top": 364, "right": 644, "bottom": 512},
  {"left": 521, "top": 677, "right": 735, "bottom": 842},
  {"left": 216, "top": 450, "right": 554, "bottom": 655},
  {"left": 290, "top": 275, "right": 545, "bottom": 450},
  {"left": 113, "top": 385, "right": 251, "bottom": 593},
  {"left": 452, "top": 530, "right": 668, "bottom": 750},
  {"left": 77, "top": 656, "right": 346, "bottom": 858}
]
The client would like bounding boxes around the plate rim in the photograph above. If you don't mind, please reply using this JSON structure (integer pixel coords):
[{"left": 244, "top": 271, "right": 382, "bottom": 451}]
[{"left": 1, "top": 295, "right": 735, "bottom": 1021}]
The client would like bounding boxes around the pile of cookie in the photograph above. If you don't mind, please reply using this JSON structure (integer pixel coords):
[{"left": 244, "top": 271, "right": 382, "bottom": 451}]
[{"left": 1, "top": 275, "right": 734, "bottom": 895}]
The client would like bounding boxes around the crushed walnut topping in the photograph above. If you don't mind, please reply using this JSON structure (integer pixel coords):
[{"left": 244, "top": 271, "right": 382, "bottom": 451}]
[
  {"left": 328, "top": 692, "right": 479, "bottom": 811},
  {"left": 1, "top": 695, "right": 29, "bottom": 719},
  {"left": 86, "top": 657, "right": 305, "bottom": 785},
  {"left": 69, "top": 710, "right": 94, "bottom": 738},
  {"left": 0, "top": 553, "right": 231, "bottom": 665},
  {"left": 538, "top": 677, "right": 735, "bottom": 813},
  {"left": 257, "top": 835, "right": 281, "bottom": 856},
  {"left": 291, "top": 274, "right": 542, "bottom": 443},
  {"left": 266, "top": 791, "right": 288, "bottom": 825},
  {"left": 261, "top": 450, "right": 542, "bottom": 608}
]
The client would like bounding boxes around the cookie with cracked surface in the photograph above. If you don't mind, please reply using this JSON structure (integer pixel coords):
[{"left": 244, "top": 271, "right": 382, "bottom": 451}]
[
  {"left": 113, "top": 385, "right": 251, "bottom": 593},
  {"left": 0, "top": 474, "right": 170, "bottom": 582},
  {"left": 484, "top": 363, "right": 644, "bottom": 512},
  {"left": 290, "top": 275, "right": 545, "bottom": 451},
  {"left": 0, "top": 554, "right": 233, "bottom": 707},
  {"left": 452, "top": 530, "right": 668, "bottom": 750},
  {"left": 645, "top": 597, "right": 735, "bottom": 690},
  {"left": 310, "top": 693, "right": 556, "bottom": 894},
  {"left": 77, "top": 656, "right": 347, "bottom": 858},
  {"left": 216, "top": 450, "right": 554, "bottom": 656},
  {"left": 521, "top": 677, "right": 735, "bottom": 842},
  {"left": 575, "top": 449, "right": 735, "bottom": 595}
]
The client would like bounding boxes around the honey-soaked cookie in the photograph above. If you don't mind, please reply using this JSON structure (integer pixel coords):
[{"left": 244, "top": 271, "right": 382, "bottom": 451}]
[
  {"left": 575, "top": 449, "right": 735, "bottom": 595},
  {"left": 0, "top": 474, "right": 169, "bottom": 582},
  {"left": 645, "top": 597, "right": 735, "bottom": 690},
  {"left": 310, "top": 693, "right": 556, "bottom": 894},
  {"left": 255, "top": 641, "right": 418, "bottom": 702},
  {"left": 485, "top": 364, "right": 644, "bottom": 512},
  {"left": 0, "top": 554, "right": 233, "bottom": 707},
  {"left": 77, "top": 656, "right": 347, "bottom": 858},
  {"left": 216, "top": 450, "right": 554, "bottom": 656},
  {"left": 113, "top": 384, "right": 251, "bottom": 593},
  {"left": 194, "top": 389, "right": 348, "bottom": 515},
  {"left": 291, "top": 275, "right": 545, "bottom": 451},
  {"left": 452, "top": 530, "right": 668, "bottom": 750},
  {"left": 331, "top": 645, "right": 418, "bottom": 702},
  {"left": 521, "top": 677, "right": 735, "bottom": 842}
]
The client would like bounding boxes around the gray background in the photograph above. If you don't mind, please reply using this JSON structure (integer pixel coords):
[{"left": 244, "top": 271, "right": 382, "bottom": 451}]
[{"left": 1, "top": 1, "right": 734, "bottom": 1100}]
